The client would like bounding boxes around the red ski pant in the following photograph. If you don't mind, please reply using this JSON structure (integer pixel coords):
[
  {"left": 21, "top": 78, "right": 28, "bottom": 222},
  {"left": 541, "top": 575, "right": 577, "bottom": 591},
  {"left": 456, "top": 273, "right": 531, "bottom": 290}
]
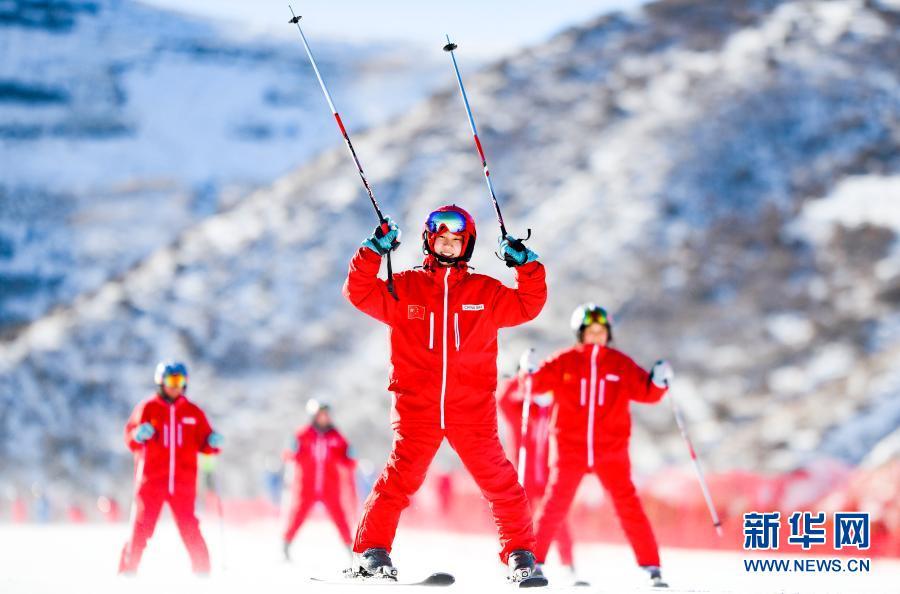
[
  {"left": 534, "top": 449, "right": 659, "bottom": 567},
  {"left": 284, "top": 490, "right": 353, "bottom": 546},
  {"left": 118, "top": 485, "right": 210, "bottom": 573},
  {"left": 353, "top": 422, "right": 536, "bottom": 563},
  {"left": 525, "top": 481, "right": 574, "bottom": 567}
]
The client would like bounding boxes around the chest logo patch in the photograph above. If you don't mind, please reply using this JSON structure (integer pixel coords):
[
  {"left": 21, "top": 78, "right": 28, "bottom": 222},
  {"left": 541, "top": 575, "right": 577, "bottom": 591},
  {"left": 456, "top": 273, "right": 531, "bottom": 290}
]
[
  {"left": 181, "top": 417, "right": 196, "bottom": 424},
  {"left": 606, "top": 374, "right": 620, "bottom": 382},
  {"left": 462, "top": 304, "right": 484, "bottom": 311},
  {"left": 408, "top": 305, "right": 425, "bottom": 320}
]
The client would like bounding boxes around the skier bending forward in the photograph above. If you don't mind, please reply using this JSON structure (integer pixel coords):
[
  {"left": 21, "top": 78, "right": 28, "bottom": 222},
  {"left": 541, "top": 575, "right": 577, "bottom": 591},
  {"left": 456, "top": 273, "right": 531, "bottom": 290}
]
[{"left": 343, "top": 205, "right": 547, "bottom": 584}]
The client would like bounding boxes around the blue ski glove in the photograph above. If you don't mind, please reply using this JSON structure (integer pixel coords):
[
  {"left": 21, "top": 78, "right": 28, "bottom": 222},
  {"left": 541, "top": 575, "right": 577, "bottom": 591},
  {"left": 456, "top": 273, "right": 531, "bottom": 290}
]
[
  {"left": 362, "top": 216, "right": 401, "bottom": 256},
  {"left": 133, "top": 422, "right": 155, "bottom": 444},
  {"left": 499, "top": 234, "right": 538, "bottom": 267},
  {"left": 207, "top": 432, "right": 224, "bottom": 448}
]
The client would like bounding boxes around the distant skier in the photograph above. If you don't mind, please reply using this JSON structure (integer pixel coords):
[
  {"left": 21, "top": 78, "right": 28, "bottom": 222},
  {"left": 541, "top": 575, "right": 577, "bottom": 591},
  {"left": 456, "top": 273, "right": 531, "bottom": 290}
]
[
  {"left": 118, "top": 361, "right": 223, "bottom": 575},
  {"left": 527, "top": 304, "right": 672, "bottom": 588},
  {"left": 343, "top": 205, "right": 547, "bottom": 584},
  {"left": 497, "top": 361, "right": 577, "bottom": 582},
  {"left": 282, "top": 399, "right": 357, "bottom": 561}
]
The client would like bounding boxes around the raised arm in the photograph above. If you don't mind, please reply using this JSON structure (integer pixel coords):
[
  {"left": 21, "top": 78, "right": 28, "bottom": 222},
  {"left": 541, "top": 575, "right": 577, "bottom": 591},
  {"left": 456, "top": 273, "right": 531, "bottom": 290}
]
[
  {"left": 490, "top": 261, "right": 547, "bottom": 328},
  {"left": 342, "top": 247, "right": 399, "bottom": 324}
]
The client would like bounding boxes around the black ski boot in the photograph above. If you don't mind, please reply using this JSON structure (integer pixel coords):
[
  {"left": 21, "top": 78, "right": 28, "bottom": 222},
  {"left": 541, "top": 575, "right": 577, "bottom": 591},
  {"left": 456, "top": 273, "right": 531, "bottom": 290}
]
[
  {"left": 347, "top": 548, "right": 398, "bottom": 580},
  {"left": 507, "top": 550, "right": 548, "bottom": 587},
  {"left": 642, "top": 565, "right": 669, "bottom": 588}
]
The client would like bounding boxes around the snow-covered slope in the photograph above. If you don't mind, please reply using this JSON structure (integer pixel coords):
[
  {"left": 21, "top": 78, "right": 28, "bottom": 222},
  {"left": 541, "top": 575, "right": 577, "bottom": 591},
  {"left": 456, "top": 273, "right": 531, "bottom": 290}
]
[
  {"left": 1, "top": 0, "right": 899, "bottom": 497},
  {"left": 4, "top": 523, "right": 898, "bottom": 593},
  {"left": 0, "top": 0, "right": 444, "bottom": 331}
]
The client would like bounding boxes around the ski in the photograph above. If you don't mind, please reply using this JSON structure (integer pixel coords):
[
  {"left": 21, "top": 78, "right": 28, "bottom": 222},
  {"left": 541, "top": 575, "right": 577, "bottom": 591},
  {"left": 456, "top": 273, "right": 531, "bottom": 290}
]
[
  {"left": 514, "top": 574, "right": 549, "bottom": 588},
  {"left": 310, "top": 572, "right": 455, "bottom": 587}
]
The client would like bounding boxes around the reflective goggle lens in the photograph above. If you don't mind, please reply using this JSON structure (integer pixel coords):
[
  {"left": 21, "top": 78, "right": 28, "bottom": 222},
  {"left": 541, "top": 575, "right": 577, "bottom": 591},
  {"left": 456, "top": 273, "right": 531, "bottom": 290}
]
[
  {"left": 426, "top": 210, "right": 467, "bottom": 234},
  {"left": 163, "top": 373, "right": 187, "bottom": 389},
  {"left": 582, "top": 308, "right": 609, "bottom": 327}
]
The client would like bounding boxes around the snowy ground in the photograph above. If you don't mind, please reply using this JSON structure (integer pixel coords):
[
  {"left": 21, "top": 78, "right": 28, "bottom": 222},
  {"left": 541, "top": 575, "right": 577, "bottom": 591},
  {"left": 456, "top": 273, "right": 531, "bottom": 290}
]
[{"left": 2, "top": 519, "right": 898, "bottom": 593}]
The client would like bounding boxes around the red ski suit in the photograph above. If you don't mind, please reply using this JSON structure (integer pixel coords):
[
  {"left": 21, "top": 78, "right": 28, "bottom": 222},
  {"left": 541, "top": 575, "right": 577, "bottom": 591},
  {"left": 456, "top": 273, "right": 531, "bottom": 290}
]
[
  {"left": 119, "top": 394, "right": 219, "bottom": 574},
  {"left": 283, "top": 424, "right": 356, "bottom": 546},
  {"left": 497, "top": 377, "right": 574, "bottom": 567},
  {"left": 529, "top": 344, "right": 666, "bottom": 567},
  {"left": 343, "top": 247, "right": 547, "bottom": 562}
]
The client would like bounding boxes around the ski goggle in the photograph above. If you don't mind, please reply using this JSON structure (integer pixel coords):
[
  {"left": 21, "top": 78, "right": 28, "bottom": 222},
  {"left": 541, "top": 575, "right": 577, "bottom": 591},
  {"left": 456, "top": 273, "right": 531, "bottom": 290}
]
[
  {"left": 580, "top": 307, "right": 610, "bottom": 328},
  {"left": 426, "top": 209, "right": 468, "bottom": 235},
  {"left": 162, "top": 373, "right": 187, "bottom": 389}
]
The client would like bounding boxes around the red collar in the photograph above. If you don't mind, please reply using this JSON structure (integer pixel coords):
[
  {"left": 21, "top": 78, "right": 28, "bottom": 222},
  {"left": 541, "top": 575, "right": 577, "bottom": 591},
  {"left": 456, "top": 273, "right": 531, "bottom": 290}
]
[
  {"left": 156, "top": 393, "right": 185, "bottom": 406},
  {"left": 575, "top": 343, "right": 607, "bottom": 355},
  {"left": 421, "top": 255, "right": 469, "bottom": 283}
]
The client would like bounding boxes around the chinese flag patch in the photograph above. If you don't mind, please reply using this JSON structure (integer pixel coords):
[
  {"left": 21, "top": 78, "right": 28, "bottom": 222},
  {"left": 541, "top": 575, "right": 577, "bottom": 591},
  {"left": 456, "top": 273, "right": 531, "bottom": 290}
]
[{"left": 408, "top": 305, "right": 425, "bottom": 320}]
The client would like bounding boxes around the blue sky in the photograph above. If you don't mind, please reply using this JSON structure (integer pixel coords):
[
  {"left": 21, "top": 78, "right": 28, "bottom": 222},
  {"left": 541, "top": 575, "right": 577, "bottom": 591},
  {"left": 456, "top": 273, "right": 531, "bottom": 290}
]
[{"left": 140, "top": 0, "right": 649, "bottom": 57}]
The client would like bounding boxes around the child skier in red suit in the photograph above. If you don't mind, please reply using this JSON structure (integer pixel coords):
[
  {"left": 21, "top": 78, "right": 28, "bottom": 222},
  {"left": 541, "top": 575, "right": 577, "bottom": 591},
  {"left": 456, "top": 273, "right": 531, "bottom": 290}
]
[
  {"left": 343, "top": 205, "right": 547, "bottom": 584},
  {"left": 527, "top": 305, "right": 673, "bottom": 587},
  {"left": 282, "top": 399, "right": 357, "bottom": 561},
  {"left": 118, "top": 361, "right": 222, "bottom": 575}
]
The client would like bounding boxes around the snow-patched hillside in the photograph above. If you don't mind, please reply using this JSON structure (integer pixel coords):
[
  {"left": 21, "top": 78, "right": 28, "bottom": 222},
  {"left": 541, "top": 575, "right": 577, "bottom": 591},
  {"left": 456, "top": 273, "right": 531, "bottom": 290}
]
[
  {"left": 0, "top": 0, "right": 444, "bottom": 330},
  {"left": 1, "top": 0, "right": 899, "bottom": 499}
]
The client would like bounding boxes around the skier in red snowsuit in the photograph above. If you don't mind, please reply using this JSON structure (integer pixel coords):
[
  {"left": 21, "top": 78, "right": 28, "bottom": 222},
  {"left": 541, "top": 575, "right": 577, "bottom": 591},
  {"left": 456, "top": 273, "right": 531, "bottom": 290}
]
[
  {"left": 282, "top": 399, "right": 357, "bottom": 561},
  {"left": 529, "top": 304, "right": 673, "bottom": 587},
  {"left": 343, "top": 205, "right": 547, "bottom": 583},
  {"left": 118, "top": 361, "right": 222, "bottom": 575},
  {"left": 497, "top": 365, "right": 575, "bottom": 576}
]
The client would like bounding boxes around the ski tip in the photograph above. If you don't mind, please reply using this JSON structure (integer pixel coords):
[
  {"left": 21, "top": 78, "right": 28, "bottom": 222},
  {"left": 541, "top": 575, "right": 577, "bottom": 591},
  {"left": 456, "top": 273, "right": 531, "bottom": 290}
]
[
  {"left": 423, "top": 572, "right": 455, "bottom": 586},
  {"left": 516, "top": 576, "right": 549, "bottom": 588}
]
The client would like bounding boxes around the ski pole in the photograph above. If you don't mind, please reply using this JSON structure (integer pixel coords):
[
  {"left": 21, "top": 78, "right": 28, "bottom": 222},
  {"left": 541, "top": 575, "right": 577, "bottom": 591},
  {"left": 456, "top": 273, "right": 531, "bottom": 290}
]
[
  {"left": 288, "top": 6, "right": 398, "bottom": 299},
  {"left": 517, "top": 349, "right": 535, "bottom": 486},
  {"left": 667, "top": 390, "right": 722, "bottom": 537},
  {"left": 204, "top": 457, "right": 229, "bottom": 571},
  {"left": 442, "top": 36, "right": 531, "bottom": 247},
  {"left": 213, "top": 482, "right": 228, "bottom": 571}
]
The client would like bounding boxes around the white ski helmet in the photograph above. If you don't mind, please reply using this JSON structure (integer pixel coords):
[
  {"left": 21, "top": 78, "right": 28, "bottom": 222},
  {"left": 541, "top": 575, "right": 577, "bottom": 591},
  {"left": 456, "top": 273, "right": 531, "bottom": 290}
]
[
  {"left": 306, "top": 398, "right": 330, "bottom": 417},
  {"left": 570, "top": 303, "right": 613, "bottom": 342}
]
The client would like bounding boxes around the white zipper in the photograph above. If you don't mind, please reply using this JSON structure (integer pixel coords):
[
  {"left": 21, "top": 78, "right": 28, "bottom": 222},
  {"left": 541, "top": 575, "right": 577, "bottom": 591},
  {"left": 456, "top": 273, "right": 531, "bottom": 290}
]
[
  {"left": 587, "top": 345, "right": 599, "bottom": 468},
  {"left": 168, "top": 404, "right": 176, "bottom": 495},
  {"left": 429, "top": 312, "right": 434, "bottom": 350},
  {"left": 535, "top": 415, "right": 547, "bottom": 485},
  {"left": 454, "top": 313, "right": 460, "bottom": 351},
  {"left": 314, "top": 435, "right": 325, "bottom": 496},
  {"left": 580, "top": 378, "right": 586, "bottom": 406},
  {"left": 439, "top": 268, "right": 449, "bottom": 429}
]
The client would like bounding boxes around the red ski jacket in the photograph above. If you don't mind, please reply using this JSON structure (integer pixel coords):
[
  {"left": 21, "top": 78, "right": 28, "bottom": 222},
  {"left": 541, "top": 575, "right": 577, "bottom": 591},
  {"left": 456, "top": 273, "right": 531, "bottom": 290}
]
[
  {"left": 497, "top": 376, "right": 554, "bottom": 488},
  {"left": 343, "top": 248, "right": 547, "bottom": 428},
  {"left": 287, "top": 425, "right": 355, "bottom": 498},
  {"left": 124, "top": 394, "right": 219, "bottom": 495},
  {"left": 529, "top": 344, "right": 666, "bottom": 464}
]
